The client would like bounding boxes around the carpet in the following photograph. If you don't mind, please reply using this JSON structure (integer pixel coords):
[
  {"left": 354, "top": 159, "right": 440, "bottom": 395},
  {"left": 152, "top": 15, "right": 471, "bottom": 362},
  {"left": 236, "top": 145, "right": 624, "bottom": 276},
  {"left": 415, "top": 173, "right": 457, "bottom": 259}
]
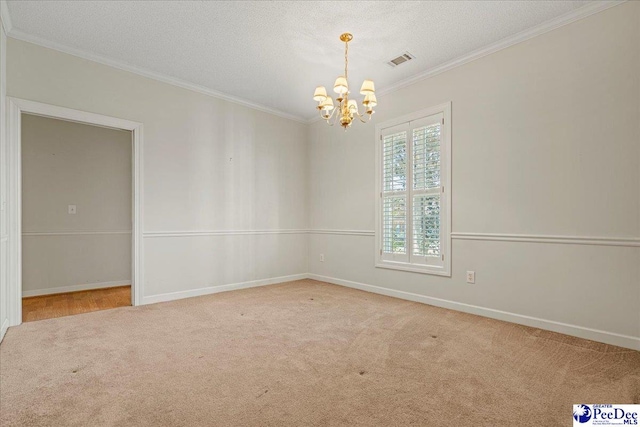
[{"left": 1, "top": 279, "right": 638, "bottom": 426}]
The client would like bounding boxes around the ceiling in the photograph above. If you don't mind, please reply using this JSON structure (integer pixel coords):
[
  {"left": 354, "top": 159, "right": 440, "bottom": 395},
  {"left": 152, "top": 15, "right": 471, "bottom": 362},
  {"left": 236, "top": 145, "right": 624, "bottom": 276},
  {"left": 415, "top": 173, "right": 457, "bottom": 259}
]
[{"left": 4, "top": 1, "right": 607, "bottom": 121}]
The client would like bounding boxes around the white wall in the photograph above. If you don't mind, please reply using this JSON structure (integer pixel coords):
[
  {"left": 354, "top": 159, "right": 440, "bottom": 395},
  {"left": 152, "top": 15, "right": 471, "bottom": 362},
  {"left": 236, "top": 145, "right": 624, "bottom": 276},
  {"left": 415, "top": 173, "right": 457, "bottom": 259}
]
[
  {"left": 0, "top": 11, "right": 8, "bottom": 341},
  {"left": 2, "top": 3, "right": 638, "bottom": 349},
  {"left": 6, "top": 37, "right": 308, "bottom": 303},
  {"left": 21, "top": 114, "right": 132, "bottom": 296},
  {"left": 308, "top": 2, "right": 640, "bottom": 348}
]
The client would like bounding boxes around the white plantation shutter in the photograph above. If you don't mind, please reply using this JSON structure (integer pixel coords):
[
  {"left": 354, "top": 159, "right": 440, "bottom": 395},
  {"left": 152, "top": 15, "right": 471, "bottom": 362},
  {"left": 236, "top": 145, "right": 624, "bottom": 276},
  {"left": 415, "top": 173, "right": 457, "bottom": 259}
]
[
  {"left": 382, "top": 130, "right": 407, "bottom": 193},
  {"left": 377, "top": 106, "right": 450, "bottom": 275},
  {"left": 381, "top": 124, "right": 409, "bottom": 262},
  {"left": 412, "top": 194, "right": 440, "bottom": 257},
  {"left": 382, "top": 196, "right": 406, "bottom": 255},
  {"left": 412, "top": 123, "right": 441, "bottom": 191},
  {"left": 411, "top": 115, "right": 443, "bottom": 266}
]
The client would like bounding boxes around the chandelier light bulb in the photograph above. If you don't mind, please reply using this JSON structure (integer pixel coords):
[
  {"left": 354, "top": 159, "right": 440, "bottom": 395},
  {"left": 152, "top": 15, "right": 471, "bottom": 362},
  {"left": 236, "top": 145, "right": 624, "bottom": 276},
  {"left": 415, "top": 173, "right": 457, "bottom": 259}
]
[
  {"left": 320, "top": 96, "right": 334, "bottom": 111},
  {"left": 364, "top": 93, "right": 377, "bottom": 108},
  {"left": 360, "top": 80, "right": 375, "bottom": 95},
  {"left": 313, "top": 86, "right": 328, "bottom": 102},
  {"left": 333, "top": 76, "right": 348, "bottom": 95}
]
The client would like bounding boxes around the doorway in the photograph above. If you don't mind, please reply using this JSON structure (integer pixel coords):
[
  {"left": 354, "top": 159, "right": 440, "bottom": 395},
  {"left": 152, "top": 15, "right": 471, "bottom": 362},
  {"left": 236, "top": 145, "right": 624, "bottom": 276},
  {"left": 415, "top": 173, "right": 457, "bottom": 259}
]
[
  {"left": 5, "top": 98, "right": 144, "bottom": 326},
  {"left": 21, "top": 114, "right": 132, "bottom": 321}
]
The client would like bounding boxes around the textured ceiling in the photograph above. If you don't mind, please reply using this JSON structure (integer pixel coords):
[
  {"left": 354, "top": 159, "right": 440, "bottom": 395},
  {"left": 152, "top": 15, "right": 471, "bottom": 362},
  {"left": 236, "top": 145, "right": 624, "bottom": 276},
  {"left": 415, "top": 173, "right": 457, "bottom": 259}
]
[{"left": 6, "top": 0, "right": 597, "bottom": 121}]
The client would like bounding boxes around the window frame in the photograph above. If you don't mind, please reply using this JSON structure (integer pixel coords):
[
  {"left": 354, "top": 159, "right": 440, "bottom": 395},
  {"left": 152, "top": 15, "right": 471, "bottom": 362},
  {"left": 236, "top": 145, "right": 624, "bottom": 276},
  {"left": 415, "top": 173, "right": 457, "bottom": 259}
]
[{"left": 375, "top": 102, "right": 452, "bottom": 277}]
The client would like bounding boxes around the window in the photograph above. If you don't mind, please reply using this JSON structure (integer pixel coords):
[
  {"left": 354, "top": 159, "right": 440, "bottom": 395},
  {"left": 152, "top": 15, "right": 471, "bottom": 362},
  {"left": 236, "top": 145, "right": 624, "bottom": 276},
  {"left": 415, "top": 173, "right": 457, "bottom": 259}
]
[{"left": 375, "top": 103, "right": 451, "bottom": 276}]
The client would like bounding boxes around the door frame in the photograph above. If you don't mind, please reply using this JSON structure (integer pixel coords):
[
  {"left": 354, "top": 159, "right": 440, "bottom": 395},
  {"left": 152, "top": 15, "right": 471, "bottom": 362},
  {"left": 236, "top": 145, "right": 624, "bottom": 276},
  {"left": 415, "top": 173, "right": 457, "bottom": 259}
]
[{"left": 6, "top": 97, "right": 144, "bottom": 325}]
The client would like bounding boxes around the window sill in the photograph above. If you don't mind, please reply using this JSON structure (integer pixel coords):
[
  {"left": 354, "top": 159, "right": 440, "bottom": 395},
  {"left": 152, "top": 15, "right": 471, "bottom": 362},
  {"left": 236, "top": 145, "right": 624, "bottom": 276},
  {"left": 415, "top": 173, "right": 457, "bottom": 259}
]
[{"left": 375, "top": 261, "right": 451, "bottom": 277}]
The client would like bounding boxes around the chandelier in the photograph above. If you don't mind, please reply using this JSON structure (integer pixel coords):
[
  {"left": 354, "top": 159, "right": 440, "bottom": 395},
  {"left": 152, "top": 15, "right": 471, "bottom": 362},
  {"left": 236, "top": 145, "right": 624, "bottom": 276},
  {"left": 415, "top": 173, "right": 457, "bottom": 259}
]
[{"left": 313, "top": 33, "right": 377, "bottom": 129}]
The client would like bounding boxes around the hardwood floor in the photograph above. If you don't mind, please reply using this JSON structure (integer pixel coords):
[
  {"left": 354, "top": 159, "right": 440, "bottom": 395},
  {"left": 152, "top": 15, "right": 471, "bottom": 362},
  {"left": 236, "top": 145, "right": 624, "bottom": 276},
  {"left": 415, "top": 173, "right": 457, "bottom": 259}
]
[{"left": 22, "top": 286, "right": 131, "bottom": 322}]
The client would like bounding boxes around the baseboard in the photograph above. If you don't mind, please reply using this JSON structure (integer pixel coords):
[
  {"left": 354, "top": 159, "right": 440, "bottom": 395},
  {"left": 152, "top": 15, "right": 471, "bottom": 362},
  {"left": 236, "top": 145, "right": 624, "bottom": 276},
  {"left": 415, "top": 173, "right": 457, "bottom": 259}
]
[
  {"left": 142, "top": 273, "right": 308, "bottom": 305},
  {"left": 308, "top": 274, "right": 640, "bottom": 351},
  {"left": 22, "top": 280, "right": 131, "bottom": 298},
  {"left": 11, "top": 272, "right": 639, "bottom": 350}
]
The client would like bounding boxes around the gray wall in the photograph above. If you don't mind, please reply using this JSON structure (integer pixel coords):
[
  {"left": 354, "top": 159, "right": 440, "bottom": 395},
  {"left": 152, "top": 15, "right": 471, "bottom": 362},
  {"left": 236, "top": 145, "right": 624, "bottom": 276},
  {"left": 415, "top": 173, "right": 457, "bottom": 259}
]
[
  {"left": 307, "top": 2, "right": 640, "bottom": 346},
  {"left": 21, "top": 114, "right": 132, "bottom": 295},
  {"left": 7, "top": 36, "right": 309, "bottom": 302},
  {"left": 3, "top": 2, "right": 638, "bottom": 348}
]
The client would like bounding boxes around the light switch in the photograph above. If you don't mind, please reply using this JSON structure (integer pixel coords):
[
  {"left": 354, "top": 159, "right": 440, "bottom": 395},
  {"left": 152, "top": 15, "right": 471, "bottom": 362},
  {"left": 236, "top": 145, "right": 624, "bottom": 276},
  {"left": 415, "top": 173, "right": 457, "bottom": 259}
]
[{"left": 68, "top": 205, "right": 77, "bottom": 214}]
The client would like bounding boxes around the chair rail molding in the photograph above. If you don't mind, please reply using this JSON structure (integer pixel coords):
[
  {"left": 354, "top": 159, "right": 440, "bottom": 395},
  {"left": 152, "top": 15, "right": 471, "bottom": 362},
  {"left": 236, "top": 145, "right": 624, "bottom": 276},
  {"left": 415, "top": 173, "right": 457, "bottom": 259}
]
[
  {"left": 451, "top": 232, "right": 640, "bottom": 248},
  {"left": 23, "top": 230, "right": 132, "bottom": 236},
  {"left": 143, "top": 229, "right": 308, "bottom": 238},
  {"left": 306, "top": 230, "right": 640, "bottom": 248},
  {"left": 307, "top": 229, "right": 375, "bottom": 237}
]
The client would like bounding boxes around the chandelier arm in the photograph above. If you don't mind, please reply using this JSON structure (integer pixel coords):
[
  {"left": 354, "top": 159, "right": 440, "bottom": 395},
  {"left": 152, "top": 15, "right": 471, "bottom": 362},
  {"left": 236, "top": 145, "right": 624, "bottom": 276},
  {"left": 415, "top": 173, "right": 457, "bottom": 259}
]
[
  {"left": 321, "top": 107, "right": 338, "bottom": 123},
  {"left": 333, "top": 104, "right": 341, "bottom": 125},
  {"left": 354, "top": 112, "right": 367, "bottom": 123},
  {"left": 323, "top": 107, "right": 337, "bottom": 126}
]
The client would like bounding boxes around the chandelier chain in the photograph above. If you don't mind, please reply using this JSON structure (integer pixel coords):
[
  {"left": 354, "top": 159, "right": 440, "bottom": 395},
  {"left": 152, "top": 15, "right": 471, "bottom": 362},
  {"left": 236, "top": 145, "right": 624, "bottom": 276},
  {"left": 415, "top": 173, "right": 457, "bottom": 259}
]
[{"left": 344, "top": 40, "right": 348, "bottom": 81}]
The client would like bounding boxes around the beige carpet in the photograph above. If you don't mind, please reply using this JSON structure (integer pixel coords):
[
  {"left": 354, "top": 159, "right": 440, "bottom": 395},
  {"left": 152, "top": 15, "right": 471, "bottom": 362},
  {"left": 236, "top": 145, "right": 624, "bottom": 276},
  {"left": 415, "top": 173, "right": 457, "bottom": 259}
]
[{"left": 1, "top": 279, "right": 638, "bottom": 426}]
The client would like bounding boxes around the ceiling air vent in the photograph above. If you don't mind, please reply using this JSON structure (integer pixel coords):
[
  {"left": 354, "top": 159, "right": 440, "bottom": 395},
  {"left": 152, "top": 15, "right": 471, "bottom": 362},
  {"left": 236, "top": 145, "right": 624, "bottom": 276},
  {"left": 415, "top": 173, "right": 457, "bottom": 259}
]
[{"left": 387, "top": 52, "right": 415, "bottom": 67}]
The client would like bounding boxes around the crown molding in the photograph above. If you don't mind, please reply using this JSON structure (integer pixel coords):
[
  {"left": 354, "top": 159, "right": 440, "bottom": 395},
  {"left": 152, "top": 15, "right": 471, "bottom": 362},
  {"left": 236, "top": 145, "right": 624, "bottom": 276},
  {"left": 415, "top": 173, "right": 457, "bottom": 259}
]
[
  {"left": 306, "top": 0, "right": 626, "bottom": 123},
  {"left": 376, "top": 1, "right": 625, "bottom": 98},
  {"left": 0, "top": 0, "right": 11, "bottom": 33},
  {"left": 5, "top": 27, "right": 308, "bottom": 124},
  {"left": 1, "top": 0, "right": 626, "bottom": 125}
]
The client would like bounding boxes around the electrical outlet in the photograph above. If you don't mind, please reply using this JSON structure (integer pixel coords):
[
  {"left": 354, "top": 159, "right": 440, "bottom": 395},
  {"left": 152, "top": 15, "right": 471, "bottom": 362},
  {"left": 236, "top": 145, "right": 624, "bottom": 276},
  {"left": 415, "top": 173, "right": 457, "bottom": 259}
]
[
  {"left": 466, "top": 271, "right": 475, "bottom": 284},
  {"left": 68, "top": 205, "right": 77, "bottom": 215},
  {"left": 320, "top": 254, "right": 325, "bottom": 262}
]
